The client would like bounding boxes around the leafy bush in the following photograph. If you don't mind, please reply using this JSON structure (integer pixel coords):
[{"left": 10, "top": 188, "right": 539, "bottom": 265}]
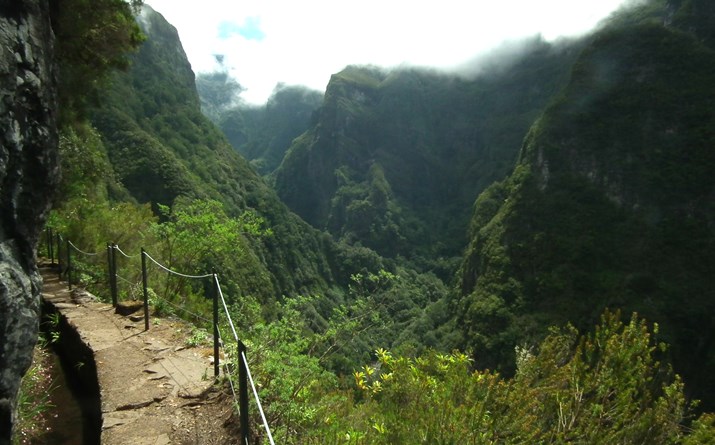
[
  {"left": 298, "top": 311, "right": 712, "bottom": 444},
  {"left": 52, "top": 0, "right": 145, "bottom": 125}
]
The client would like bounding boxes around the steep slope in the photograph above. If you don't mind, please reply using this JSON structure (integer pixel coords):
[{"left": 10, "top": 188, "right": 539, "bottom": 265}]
[
  {"left": 457, "top": 0, "right": 715, "bottom": 407},
  {"left": 89, "top": 6, "right": 341, "bottom": 298},
  {"left": 272, "top": 41, "right": 581, "bottom": 262},
  {"left": 218, "top": 85, "right": 323, "bottom": 175},
  {"left": 75, "top": 6, "right": 469, "bottom": 370}
]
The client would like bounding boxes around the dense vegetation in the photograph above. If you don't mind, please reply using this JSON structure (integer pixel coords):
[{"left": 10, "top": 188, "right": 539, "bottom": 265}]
[
  {"left": 197, "top": 74, "right": 323, "bottom": 176},
  {"left": 31, "top": 0, "right": 715, "bottom": 442},
  {"left": 269, "top": 40, "right": 582, "bottom": 264},
  {"left": 49, "top": 0, "right": 145, "bottom": 125},
  {"left": 456, "top": 0, "right": 715, "bottom": 410},
  {"left": 48, "top": 2, "right": 457, "bottom": 374},
  {"left": 83, "top": 5, "right": 346, "bottom": 302}
]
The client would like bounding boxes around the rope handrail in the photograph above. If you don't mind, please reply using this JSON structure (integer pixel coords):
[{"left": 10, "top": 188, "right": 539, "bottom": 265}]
[
  {"left": 113, "top": 244, "right": 139, "bottom": 259},
  {"left": 143, "top": 250, "right": 213, "bottom": 279},
  {"left": 46, "top": 228, "right": 275, "bottom": 444},
  {"left": 68, "top": 240, "right": 101, "bottom": 256},
  {"left": 242, "top": 351, "right": 276, "bottom": 445},
  {"left": 215, "top": 275, "right": 239, "bottom": 342}
]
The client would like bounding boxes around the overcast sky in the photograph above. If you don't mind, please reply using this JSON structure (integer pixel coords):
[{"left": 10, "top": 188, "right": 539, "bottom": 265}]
[{"left": 146, "top": 0, "right": 631, "bottom": 104}]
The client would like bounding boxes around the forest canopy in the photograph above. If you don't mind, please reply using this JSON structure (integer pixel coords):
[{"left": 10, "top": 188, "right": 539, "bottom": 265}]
[
  {"left": 34, "top": 0, "right": 715, "bottom": 442},
  {"left": 50, "top": 0, "right": 145, "bottom": 125}
]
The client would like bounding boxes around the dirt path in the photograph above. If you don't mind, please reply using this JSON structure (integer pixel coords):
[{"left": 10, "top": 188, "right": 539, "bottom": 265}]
[{"left": 39, "top": 265, "right": 236, "bottom": 444}]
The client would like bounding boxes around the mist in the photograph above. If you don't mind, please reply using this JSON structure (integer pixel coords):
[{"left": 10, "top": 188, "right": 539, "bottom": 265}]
[{"left": 148, "top": 0, "right": 635, "bottom": 105}]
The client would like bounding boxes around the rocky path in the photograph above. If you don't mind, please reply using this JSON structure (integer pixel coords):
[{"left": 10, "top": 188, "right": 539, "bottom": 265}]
[{"left": 39, "top": 265, "right": 235, "bottom": 444}]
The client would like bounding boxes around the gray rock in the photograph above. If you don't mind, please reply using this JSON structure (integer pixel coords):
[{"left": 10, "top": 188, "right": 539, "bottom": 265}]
[{"left": 0, "top": 1, "right": 59, "bottom": 443}]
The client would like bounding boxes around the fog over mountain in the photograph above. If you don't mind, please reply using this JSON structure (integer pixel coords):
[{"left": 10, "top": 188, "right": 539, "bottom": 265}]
[
  {"left": 13, "top": 0, "right": 713, "bottom": 442},
  {"left": 147, "top": 0, "right": 631, "bottom": 104}
]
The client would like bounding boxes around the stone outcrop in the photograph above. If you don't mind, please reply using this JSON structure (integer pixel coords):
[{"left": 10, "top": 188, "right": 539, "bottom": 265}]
[{"left": 0, "top": 0, "right": 58, "bottom": 442}]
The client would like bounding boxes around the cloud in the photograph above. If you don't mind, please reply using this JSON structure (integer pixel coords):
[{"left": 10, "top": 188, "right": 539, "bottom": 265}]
[
  {"left": 147, "top": 0, "right": 631, "bottom": 104},
  {"left": 217, "top": 22, "right": 241, "bottom": 39},
  {"left": 218, "top": 17, "right": 265, "bottom": 41}
]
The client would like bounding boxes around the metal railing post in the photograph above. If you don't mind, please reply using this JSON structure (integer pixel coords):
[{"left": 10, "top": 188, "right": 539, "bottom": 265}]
[
  {"left": 56, "top": 234, "right": 62, "bottom": 280},
  {"left": 212, "top": 271, "right": 220, "bottom": 379},
  {"left": 238, "top": 341, "right": 250, "bottom": 445},
  {"left": 106, "top": 244, "right": 113, "bottom": 303},
  {"left": 47, "top": 228, "right": 54, "bottom": 264},
  {"left": 110, "top": 244, "right": 118, "bottom": 306},
  {"left": 66, "top": 238, "right": 72, "bottom": 291},
  {"left": 141, "top": 248, "right": 149, "bottom": 331}
]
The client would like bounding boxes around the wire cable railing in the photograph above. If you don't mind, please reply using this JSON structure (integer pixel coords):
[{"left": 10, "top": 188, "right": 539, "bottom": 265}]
[
  {"left": 114, "top": 273, "right": 143, "bottom": 300},
  {"left": 68, "top": 240, "right": 102, "bottom": 256},
  {"left": 215, "top": 274, "right": 276, "bottom": 442},
  {"left": 143, "top": 250, "right": 214, "bottom": 279},
  {"left": 114, "top": 273, "right": 137, "bottom": 286},
  {"left": 216, "top": 275, "right": 239, "bottom": 341},
  {"left": 152, "top": 293, "right": 213, "bottom": 326},
  {"left": 42, "top": 229, "right": 273, "bottom": 444},
  {"left": 217, "top": 329, "right": 241, "bottom": 414},
  {"left": 243, "top": 350, "right": 276, "bottom": 445}
]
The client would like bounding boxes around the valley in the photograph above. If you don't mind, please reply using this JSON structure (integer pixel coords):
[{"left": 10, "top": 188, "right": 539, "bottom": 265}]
[{"left": 4, "top": 0, "right": 715, "bottom": 443}]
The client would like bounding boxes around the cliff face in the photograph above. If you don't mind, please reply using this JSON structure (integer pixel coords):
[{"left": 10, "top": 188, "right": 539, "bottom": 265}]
[
  {"left": 89, "top": 6, "right": 340, "bottom": 297},
  {"left": 272, "top": 43, "right": 579, "bottom": 260},
  {"left": 0, "top": 0, "right": 58, "bottom": 441},
  {"left": 457, "top": 4, "right": 715, "bottom": 407}
]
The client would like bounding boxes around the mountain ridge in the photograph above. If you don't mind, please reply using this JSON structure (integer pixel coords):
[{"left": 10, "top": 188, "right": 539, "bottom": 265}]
[
  {"left": 89, "top": 5, "right": 343, "bottom": 299},
  {"left": 271, "top": 40, "right": 581, "bottom": 262},
  {"left": 457, "top": 1, "right": 715, "bottom": 407}
]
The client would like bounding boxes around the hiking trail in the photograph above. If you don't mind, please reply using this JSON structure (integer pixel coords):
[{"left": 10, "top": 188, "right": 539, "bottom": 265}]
[{"left": 40, "top": 264, "right": 236, "bottom": 444}]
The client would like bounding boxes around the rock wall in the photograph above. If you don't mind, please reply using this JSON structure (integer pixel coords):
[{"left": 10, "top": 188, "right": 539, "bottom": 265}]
[{"left": 0, "top": 0, "right": 58, "bottom": 442}]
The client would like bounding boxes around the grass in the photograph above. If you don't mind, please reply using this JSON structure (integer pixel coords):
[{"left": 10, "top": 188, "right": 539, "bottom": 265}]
[{"left": 13, "top": 347, "right": 56, "bottom": 445}]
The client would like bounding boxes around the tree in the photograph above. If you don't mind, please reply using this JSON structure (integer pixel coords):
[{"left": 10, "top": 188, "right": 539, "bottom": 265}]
[
  {"left": 50, "top": 0, "right": 145, "bottom": 125},
  {"left": 195, "top": 71, "right": 244, "bottom": 122},
  {"left": 151, "top": 198, "right": 273, "bottom": 306},
  {"left": 317, "top": 311, "right": 710, "bottom": 444},
  {"left": 508, "top": 311, "right": 688, "bottom": 444}
]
